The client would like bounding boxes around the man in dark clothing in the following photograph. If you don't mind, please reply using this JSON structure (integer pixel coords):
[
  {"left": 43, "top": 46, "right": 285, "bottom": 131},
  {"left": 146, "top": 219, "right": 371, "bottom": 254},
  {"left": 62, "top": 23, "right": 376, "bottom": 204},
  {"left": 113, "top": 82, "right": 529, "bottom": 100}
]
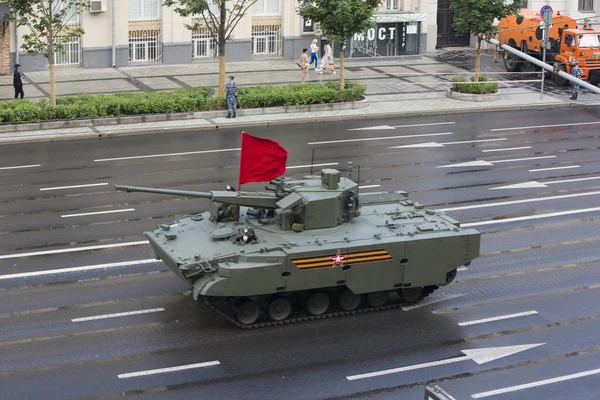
[{"left": 13, "top": 64, "right": 24, "bottom": 99}]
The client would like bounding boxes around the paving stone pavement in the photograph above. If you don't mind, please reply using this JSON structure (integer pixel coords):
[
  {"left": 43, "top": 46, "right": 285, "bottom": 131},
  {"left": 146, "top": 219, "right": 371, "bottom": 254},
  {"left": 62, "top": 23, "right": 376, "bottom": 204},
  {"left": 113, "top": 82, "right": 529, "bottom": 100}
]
[{"left": 1, "top": 49, "right": 572, "bottom": 100}]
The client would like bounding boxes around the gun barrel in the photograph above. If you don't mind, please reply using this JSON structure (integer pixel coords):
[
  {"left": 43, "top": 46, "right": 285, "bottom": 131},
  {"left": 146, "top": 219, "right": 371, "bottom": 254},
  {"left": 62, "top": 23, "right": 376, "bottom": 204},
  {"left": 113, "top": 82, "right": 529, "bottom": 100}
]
[{"left": 115, "top": 185, "right": 214, "bottom": 199}]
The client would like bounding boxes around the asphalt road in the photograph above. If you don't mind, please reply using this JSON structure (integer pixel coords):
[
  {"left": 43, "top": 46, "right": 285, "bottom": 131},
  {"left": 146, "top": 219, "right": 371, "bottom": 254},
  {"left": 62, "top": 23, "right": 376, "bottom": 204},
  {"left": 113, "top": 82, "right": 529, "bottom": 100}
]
[{"left": 1, "top": 106, "right": 600, "bottom": 400}]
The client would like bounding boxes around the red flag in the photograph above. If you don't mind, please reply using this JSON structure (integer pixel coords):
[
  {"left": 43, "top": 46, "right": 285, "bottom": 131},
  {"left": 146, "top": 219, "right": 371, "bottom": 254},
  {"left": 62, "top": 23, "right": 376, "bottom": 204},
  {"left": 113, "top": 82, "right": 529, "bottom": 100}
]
[{"left": 238, "top": 132, "right": 288, "bottom": 185}]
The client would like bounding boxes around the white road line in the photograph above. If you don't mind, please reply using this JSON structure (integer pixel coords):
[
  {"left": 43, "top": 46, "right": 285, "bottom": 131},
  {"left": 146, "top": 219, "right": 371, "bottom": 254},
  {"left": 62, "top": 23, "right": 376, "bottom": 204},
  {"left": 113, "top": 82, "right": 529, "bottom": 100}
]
[
  {"left": 287, "top": 162, "right": 338, "bottom": 169},
  {"left": 0, "top": 164, "right": 41, "bottom": 170},
  {"left": 462, "top": 207, "right": 600, "bottom": 227},
  {"left": 308, "top": 132, "right": 453, "bottom": 145},
  {"left": 0, "top": 259, "right": 158, "bottom": 280},
  {"left": 94, "top": 148, "right": 240, "bottom": 162},
  {"left": 0, "top": 241, "right": 149, "bottom": 260},
  {"left": 41, "top": 183, "right": 109, "bottom": 191},
  {"left": 441, "top": 139, "right": 507, "bottom": 145},
  {"left": 491, "top": 121, "right": 600, "bottom": 132},
  {"left": 545, "top": 176, "right": 600, "bottom": 185},
  {"left": 348, "top": 122, "right": 455, "bottom": 131},
  {"left": 72, "top": 308, "right": 165, "bottom": 322},
  {"left": 0, "top": 258, "right": 158, "bottom": 280},
  {"left": 61, "top": 208, "right": 135, "bottom": 218},
  {"left": 492, "top": 155, "right": 556, "bottom": 163},
  {"left": 348, "top": 355, "right": 472, "bottom": 380},
  {"left": 118, "top": 361, "right": 221, "bottom": 379},
  {"left": 440, "top": 190, "right": 600, "bottom": 212},
  {"left": 359, "top": 185, "right": 381, "bottom": 189},
  {"left": 458, "top": 310, "right": 538, "bottom": 326},
  {"left": 529, "top": 165, "right": 579, "bottom": 172},
  {"left": 471, "top": 367, "right": 600, "bottom": 398},
  {"left": 481, "top": 146, "right": 532, "bottom": 152},
  {"left": 401, "top": 293, "right": 465, "bottom": 311}
]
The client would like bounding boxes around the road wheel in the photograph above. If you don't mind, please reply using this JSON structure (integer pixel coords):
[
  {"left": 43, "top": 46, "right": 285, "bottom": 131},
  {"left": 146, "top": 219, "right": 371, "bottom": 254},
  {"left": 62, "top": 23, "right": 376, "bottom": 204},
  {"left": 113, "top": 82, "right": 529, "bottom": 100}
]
[
  {"left": 554, "top": 64, "right": 567, "bottom": 86},
  {"left": 338, "top": 289, "right": 362, "bottom": 311},
  {"left": 366, "top": 291, "right": 389, "bottom": 307},
  {"left": 267, "top": 297, "right": 292, "bottom": 321},
  {"left": 234, "top": 299, "right": 260, "bottom": 325},
  {"left": 306, "top": 292, "right": 330, "bottom": 316},
  {"left": 444, "top": 269, "right": 457, "bottom": 285},
  {"left": 503, "top": 52, "right": 522, "bottom": 72},
  {"left": 399, "top": 287, "right": 424, "bottom": 304}
]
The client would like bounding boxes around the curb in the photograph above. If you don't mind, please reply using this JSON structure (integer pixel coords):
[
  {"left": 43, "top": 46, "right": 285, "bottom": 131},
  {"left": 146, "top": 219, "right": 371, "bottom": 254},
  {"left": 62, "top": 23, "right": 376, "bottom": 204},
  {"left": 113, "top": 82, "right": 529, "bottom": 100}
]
[
  {"left": 0, "top": 101, "right": 367, "bottom": 134},
  {"left": 0, "top": 101, "right": 582, "bottom": 144}
]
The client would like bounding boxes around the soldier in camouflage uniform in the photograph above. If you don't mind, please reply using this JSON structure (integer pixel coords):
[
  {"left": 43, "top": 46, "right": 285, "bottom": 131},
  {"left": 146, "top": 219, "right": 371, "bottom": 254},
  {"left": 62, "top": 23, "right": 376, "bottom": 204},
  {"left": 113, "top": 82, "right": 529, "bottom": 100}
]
[{"left": 225, "top": 74, "right": 238, "bottom": 118}]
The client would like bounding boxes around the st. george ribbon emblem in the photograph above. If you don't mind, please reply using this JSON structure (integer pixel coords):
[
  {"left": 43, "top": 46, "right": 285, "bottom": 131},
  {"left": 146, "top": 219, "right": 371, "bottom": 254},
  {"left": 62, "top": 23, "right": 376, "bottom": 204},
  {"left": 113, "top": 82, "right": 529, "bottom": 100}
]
[{"left": 331, "top": 249, "right": 346, "bottom": 267}]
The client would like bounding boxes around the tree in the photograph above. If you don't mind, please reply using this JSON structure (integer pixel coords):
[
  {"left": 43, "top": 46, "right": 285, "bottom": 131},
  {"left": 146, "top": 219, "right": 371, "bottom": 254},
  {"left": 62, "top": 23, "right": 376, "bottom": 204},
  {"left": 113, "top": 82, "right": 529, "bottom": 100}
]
[
  {"left": 450, "top": 0, "right": 521, "bottom": 82},
  {"left": 5, "top": 0, "right": 87, "bottom": 106},
  {"left": 164, "top": 0, "right": 258, "bottom": 97},
  {"left": 297, "top": 0, "right": 381, "bottom": 90}
]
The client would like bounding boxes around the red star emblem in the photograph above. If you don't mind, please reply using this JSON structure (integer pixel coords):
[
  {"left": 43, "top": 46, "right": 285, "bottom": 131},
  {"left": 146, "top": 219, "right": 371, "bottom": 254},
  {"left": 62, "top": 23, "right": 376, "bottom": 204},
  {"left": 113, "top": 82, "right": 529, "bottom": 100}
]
[{"left": 331, "top": 250, "right": 346, "bottom": 267}]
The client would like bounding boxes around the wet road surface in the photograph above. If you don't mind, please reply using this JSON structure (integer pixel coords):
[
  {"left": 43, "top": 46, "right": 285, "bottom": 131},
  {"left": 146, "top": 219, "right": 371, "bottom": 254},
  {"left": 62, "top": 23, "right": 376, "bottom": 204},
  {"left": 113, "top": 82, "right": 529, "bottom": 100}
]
[{"left": 1, "top": 106, "right": 600, "bottom": 399}]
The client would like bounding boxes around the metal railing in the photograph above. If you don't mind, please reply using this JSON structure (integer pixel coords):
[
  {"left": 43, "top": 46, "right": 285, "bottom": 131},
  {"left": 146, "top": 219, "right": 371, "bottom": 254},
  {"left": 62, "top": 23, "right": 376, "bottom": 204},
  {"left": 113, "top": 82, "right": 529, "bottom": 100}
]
[
  {"left": 192, "top": 29, "right": 218, "bottom": 60},
  {"left": 54, "top": 36, "right": 82, "bottom": 67},
  {"left": 251, "top": 24, "right": 282, "bottom": 58},
  {"left": 129, "top": 28, "right": 162, "bottom": 64}
]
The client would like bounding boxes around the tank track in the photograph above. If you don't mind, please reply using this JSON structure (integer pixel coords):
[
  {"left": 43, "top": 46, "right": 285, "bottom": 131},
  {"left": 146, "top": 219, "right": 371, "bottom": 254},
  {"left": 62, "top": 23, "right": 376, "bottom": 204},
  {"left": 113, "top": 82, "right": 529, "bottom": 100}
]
[{"left": 204, "top": 286, "right": 439, "bottom": 329}]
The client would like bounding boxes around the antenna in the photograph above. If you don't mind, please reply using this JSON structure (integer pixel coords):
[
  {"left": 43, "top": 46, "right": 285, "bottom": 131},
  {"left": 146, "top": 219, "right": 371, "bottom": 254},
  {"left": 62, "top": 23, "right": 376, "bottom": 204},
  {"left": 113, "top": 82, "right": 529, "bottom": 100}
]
[
  {"left": 310, "top": 148, "right": 315, "bottom": 175},
  {"left": 357, "top": 165, "right": 361, "bottom": 198},
  {"left": 347, "top": 161, "right": 353, "bottom": 179}
]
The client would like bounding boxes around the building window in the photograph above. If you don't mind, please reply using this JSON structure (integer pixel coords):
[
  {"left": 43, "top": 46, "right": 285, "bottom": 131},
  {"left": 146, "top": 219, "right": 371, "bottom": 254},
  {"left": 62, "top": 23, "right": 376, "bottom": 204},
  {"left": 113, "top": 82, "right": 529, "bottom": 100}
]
[
  {"left": 50, "top": 0, "right": 80, "bottom": 25},
  {"left": 579, "top": 0, "right": 594, "bottom": 11},
  {"left": 54, "top": 36, "right": 81, "bottom": 67},
  {"left": 129, "top": 0, "right": 160, "bottom": 21},
  {"left": 129, "top": 29, "right": 162, "bottom": 64},
  {"left": 251, "top": 24, "right": 282, "bottom": 58},
  {"left": 252, "top": 0, "right": 280, "bottom": 16},
  {"left": 192, "top": 28, "right": 218, "bottom": 60},
  {"left": 386, "top": 0, "right": 399, "bottom": 10}
]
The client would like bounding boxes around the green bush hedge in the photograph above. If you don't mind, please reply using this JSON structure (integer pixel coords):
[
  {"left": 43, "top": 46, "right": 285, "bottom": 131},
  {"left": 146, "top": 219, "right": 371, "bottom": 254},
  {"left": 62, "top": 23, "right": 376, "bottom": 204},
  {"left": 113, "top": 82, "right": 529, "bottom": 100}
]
[
  {"left": 451, "top": 76, "right": 498, "bottom": 94},
  {"left": 0, "top": 82, "right": 366, "bottom": 124}
]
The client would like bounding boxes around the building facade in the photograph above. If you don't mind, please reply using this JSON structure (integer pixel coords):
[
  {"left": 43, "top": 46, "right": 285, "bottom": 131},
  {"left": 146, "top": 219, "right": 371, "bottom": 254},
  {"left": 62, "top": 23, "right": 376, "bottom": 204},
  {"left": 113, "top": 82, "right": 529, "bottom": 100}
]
[{"left": 1, "top": 0, "right": 437, "bottom": 73}]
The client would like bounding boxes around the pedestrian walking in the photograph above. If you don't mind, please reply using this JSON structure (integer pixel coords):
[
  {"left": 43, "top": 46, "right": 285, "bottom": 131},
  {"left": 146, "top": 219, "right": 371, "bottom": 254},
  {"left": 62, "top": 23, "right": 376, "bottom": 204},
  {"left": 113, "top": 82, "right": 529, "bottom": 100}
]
[
  {"left": 308, "top": 39, "right": 319, "bottom": 71},
  {"left": 13, "top": 63, "right": 24, "bottom": 99},
  {"left": 225, "top": 74, "right": 238, "bottom": 118},
  {"left": 318, "top": 41, "right": 336, "bottom": 75},
  {"left": 299, "top": 48, "right": 309, "bottom": 84},
  {"left": 569, "top": 60, "right": 582, "bottom": 100}
]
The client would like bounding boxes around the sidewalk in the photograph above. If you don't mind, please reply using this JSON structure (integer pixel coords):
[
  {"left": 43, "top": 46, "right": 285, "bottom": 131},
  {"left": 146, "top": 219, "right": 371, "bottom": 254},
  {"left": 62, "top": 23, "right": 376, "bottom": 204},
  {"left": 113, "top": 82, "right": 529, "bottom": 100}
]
[{"left": 0, "top": 48, "right": 590, "bottom": 144}]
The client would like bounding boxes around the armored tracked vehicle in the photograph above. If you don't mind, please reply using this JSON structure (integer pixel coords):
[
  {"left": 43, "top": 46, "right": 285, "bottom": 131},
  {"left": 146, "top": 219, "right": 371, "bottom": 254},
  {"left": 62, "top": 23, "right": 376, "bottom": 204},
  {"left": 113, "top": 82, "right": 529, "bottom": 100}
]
[{"left": 116, "top": 168, "right": 480, "bottom": 328}]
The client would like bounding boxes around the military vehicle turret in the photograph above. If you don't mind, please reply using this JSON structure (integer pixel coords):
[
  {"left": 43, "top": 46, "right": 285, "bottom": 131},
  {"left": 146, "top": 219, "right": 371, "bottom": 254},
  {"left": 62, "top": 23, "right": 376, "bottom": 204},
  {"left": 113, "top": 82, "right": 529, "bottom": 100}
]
[{"left": 116, "top": 167, "right": 480, "bottom": 328}]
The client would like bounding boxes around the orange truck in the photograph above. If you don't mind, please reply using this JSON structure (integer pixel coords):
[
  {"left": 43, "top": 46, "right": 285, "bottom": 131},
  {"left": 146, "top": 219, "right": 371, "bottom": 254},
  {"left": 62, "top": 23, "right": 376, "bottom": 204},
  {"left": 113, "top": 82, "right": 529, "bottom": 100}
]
[{"left": 498, "top": 9, "right": 600, "bottom": 85}]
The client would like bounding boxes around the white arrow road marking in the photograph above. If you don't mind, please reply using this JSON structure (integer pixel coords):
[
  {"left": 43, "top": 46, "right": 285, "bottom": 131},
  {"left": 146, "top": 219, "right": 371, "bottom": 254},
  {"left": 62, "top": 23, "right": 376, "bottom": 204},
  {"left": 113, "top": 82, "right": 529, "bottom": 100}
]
[
  {"left": 471, "top": 367, "right": 600, "bottom": 398},
  {"left": 462, "top": 207, "right": 600, "bottom": 227},
  {"left": 438, "top": 160, "right": 494, "bottom": 168},
  {"left": 489, "top": 181, "right": 548, "bottom": 190},
  {"left": 118, "top": 361, "right": 221, "bottom": 379},
  {"left": 491, "top": 121, "right": 600, "bottom": 131},
  {"left": 489, "top": 174, "right": 600, "bottom": 190},
  {"left": 346, "top": 343, "right": 544, "bottom": 381},
  {"left": 0, "top": 164, "right": 41, "bottom": 170},
  {"left": 458, "top": 310, "right": 538, "bottom": 326},
  {"left": 72, "top": 308, "right": 165, "bottom": 322},
  {"left": 390, "top": 138, "right": 506, "bottom": 149},
  {"left": 348, "top": 122, "right": 455, "bottom": 131},
  {"left": 438, "top": 156, "right": 555, "bottom": 168},
  {"left": 308, "top": 132, "right": 453, "bottom": 145}
]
